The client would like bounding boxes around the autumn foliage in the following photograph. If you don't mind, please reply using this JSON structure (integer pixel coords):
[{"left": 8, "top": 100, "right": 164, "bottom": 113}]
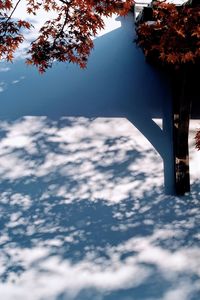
[
  {"left": 195, "top": 131, "right": 200, "bottom": 150},
  {"left": 0, "top": 0, "right": 133, "bottom": 72},
  {"left": 135, "top": 0, "right": 200, "bottom": 66},
  {"left": 136, "top": 0, "right": 200, "bottom": 154}
]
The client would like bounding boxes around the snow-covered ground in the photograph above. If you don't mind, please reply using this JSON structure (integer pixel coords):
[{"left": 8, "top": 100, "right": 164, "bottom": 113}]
[{"left": 0, "top": 12, "right": 199, "bottom": 300}]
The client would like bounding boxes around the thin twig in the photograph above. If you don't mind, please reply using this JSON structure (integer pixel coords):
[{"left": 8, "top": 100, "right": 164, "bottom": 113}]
[{"left": 6, "top": 0, "right": 22, "bottom": 23}]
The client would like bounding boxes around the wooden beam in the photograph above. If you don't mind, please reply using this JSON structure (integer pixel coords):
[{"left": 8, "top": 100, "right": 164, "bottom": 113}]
[{"left": 172, "top": 67, "right": 191, "bottom": 195}]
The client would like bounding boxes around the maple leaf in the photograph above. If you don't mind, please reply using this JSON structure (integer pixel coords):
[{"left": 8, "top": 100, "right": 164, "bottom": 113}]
[
  {"left": 182, "top": 51, "right": 195, "bottom": 63},
  {"left": 192, "top": 25, "right": 200, "bottom": 38},
  {"left": 166, "top": 53, "right": 178, "bottom": 64}
]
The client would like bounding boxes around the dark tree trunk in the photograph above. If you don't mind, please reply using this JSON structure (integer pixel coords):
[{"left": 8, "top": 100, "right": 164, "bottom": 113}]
[{"left": 172, "top": 66, "right": 191, "bottom": 195}]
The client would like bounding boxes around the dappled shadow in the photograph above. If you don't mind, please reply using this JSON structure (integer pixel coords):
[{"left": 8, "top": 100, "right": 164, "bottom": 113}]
[
  {"left": 0, "top": 13, "right": 174, "bottom": 193},
  {"left": 0, "top": 117, "right": 199, "bottom": 300},
  {"left": 0, "top": 13, "right": 200, "bottom": 300}
]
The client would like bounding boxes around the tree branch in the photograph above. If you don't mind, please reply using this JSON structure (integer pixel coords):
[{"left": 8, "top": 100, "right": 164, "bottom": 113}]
[{"left": 6, "top": 0, "right": 22, "bottom": 23}]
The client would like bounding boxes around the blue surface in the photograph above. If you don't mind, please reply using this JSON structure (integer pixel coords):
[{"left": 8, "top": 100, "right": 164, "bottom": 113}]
[{"left": 0, "top": 14, "right": 199, "bottom": 300}]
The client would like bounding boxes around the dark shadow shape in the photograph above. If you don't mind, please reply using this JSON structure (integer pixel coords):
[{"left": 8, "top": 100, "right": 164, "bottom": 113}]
[{"left": 0, "top": 14, "right": 174, "bottom": 193}]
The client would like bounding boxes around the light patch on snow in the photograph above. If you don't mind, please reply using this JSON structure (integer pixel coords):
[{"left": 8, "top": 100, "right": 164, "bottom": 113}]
[
  {"left": 0, "top": 116, "right": 199, "bottom": 299},
  {"left": 0, "top": 66, "right": 10, "bottom": 72}
]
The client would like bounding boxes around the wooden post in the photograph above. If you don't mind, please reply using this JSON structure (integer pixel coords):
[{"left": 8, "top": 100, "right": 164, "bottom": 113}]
[{"left": 172, "top": 67, "right": 191, "bottom": 195}]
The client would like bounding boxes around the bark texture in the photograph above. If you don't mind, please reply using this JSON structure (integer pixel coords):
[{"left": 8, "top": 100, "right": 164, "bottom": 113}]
[{"left": 172, "top": 67, "right": 191, "bottom": 195}]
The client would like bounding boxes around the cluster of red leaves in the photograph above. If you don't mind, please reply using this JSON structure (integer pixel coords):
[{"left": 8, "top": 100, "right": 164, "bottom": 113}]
[
  {"left": 0, "top": 1, "right": 31, "bottom": 61},
  {"left": 0, "top": 0, "right": 134, "bottom": 72},
  {"left": 135, "top": 0, "right": 200, "bottom": 66},
  {"left": 195, "top": 130, "right": 200, "bottom": 151}
]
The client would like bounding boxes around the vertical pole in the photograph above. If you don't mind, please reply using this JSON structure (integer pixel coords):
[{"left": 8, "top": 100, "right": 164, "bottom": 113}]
[{"left": 172, "top": 67, "right": 191, "bottom": 195}]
